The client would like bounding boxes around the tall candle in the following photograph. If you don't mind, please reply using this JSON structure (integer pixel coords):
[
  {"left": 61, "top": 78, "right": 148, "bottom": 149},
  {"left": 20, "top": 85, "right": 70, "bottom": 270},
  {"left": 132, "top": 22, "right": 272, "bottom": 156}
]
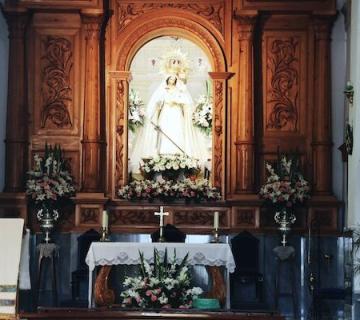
[
  {"left": 102, "top": 210, "right": 108, "bottom": 229},
  {"left": 214, "top": 211, "right": 219, "bottom": 229}
]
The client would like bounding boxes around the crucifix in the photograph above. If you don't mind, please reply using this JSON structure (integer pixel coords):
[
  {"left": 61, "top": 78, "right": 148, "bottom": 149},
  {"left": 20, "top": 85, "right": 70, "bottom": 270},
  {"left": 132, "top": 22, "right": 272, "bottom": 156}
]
[{"left": 154, "top": 206, "right": 169, "bottom": 242}]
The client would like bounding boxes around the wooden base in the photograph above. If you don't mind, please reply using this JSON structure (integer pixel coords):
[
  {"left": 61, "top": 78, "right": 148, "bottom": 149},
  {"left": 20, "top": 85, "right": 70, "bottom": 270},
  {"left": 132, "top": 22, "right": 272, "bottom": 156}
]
[{"left": 20, "top": 309, "right": 284, "bottom": 320}]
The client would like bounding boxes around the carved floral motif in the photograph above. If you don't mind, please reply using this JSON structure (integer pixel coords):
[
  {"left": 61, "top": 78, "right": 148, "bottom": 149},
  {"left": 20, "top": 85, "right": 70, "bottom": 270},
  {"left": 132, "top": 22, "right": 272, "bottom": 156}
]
[
  {"left": 115, "top": 80, "right": 125, "bottom": 189},
  {"left": 213, "top": 81, "right": 223, "bottom": 187},
  {"left": 40, "top": 36, "right": 73, "bottom": 129},
  {"left": 235, "top": 209, "right": 255, "bottom": 226},
  {"left": 111, "top": 210, "right": 158, "bottom": 225},
  {"left": 117, "top": 2, "right": 224, "bottom": 35},
  {"left": 80, "top": 208, "right": 99, "bottom": 224},
  {"left": 174, "top": 211, "right": 225, "bottom": 226},
  {"left": 267, "top": 38, "right": 299, "bottom": 131}
]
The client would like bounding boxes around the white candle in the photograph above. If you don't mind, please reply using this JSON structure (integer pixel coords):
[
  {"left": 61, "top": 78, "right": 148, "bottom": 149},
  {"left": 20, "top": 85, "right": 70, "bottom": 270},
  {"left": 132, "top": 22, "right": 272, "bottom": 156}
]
[
  {"left": 102, "top": 210, "right": 108, "bottom": 229},
  {"left": 214, "top": 211, "right": 219, "bottom": 229}
]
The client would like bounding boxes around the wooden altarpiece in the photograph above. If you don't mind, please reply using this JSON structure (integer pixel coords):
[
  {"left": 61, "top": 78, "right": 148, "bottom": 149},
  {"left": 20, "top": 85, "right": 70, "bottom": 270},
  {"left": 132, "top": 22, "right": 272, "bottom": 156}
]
[{"left": 0, "top": 0, "right": 340, "bottom": 235}]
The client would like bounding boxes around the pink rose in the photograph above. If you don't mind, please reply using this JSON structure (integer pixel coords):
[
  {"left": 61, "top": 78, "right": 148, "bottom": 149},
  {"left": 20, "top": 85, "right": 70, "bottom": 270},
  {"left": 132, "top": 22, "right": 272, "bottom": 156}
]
[
  {"left": 146, "top": 290, "right": 152, "bottom": 296},
  {"left": 151, "top": 295, "right": 157, "bottom": 302}
]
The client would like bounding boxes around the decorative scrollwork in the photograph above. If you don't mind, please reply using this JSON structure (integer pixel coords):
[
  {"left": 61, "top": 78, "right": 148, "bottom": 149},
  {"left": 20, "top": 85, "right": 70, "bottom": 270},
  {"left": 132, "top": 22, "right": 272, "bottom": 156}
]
[
  {"left": 80, "top": 208, "right": 99, "bottom": 224},
  {"left": 267, "top": 38, "right": 299, "bottom": 131},
  {"left": 117, "top": 2, "right": 224, "bottom": 35},
  {"left": 40, "top": 36, "right": 73, "bottom": 129},
  {"left": 115, "top": 80, "right": 125, "bottom": 188},
  {"left": 213, "top": 81, "right": 223, "bottom": 187}
]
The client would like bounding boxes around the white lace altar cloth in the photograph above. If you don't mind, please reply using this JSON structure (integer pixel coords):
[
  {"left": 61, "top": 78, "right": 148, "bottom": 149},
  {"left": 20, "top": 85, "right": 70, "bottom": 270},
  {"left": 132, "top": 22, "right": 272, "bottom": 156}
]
[{"left": 85, "top": 242, "right": 235, "bottom": 307}]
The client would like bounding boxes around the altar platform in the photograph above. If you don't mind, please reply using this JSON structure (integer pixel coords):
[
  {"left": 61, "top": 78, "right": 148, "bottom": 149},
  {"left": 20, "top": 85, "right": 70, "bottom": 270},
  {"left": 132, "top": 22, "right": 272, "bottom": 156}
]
[{"left": 20, "top": 308, "right": 284, "bottom": 320}]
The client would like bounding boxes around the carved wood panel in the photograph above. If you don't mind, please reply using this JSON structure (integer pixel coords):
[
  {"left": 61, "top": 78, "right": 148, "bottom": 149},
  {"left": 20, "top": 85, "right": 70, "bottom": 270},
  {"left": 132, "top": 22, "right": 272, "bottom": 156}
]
[
  {"left": 263, "top": 34, "right": 305, "bottom": 133},
  {"left": 238, "top": 0, "right": 335, "bottom": 11},
  {"left": 173, "top": 208, "right": 229, "bottom": 228},
  {"left": 232, "top": 207, "right": 259, "bottom": 228},
  {"left": 110, "top": 209, "right": 159, "bottom": 226},
  {"left": 31, "top": 13, "right": 81, "bottom": 136},
  {"left": 16, "top": 0, "right": 102, "bottom": 7},
  {"left": 309, "top": 208, "right": 338, "bottom": 231},
  {"left": 213, "top": 80, "right": 224, "bottom": 188},
  {"left": 115, "top": 1, "right": 225, "bottom": 36},
  {"left": 40, "top": 36, "right": 73, "bottom": 129},
  {"left": 115, "top": 79, "right": 126, "bottom": 189}
]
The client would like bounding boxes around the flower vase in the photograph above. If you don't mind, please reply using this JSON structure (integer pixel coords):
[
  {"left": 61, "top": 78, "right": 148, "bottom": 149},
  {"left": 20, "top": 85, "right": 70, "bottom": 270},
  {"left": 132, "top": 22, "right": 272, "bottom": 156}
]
[
  {"left": 37, "top": 206, "right": 59, "bottom": 243},
  {"left": 274, "top": 207, "right": 296, "bottom": 247}
]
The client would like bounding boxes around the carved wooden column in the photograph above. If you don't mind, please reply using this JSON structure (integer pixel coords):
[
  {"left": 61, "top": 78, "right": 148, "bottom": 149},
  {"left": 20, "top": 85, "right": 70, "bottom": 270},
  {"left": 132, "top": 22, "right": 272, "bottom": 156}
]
[
  {"left": 3, "top": 10, "right": 29, "bottom": 192},
  {"left": 233, "top": 13, "right": 257, "bottom": 194},
  {"left": 81, "top": 12, "right": 104, "bottom": 192},
  {"left": 209, "top": 72, "right": 233, "bottom": 195},
  {"left": 108, "top": 71, "right": 131, "bottom": 198},
  {"left": 312, "top": 17, "right": 334, "bottom": 195}
]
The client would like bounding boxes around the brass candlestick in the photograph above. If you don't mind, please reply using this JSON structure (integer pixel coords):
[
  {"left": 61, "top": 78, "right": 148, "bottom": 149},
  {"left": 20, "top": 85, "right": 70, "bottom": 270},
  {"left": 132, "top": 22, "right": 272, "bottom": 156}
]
[
  {"left": 210, "top": 228, "right": 220, "bottom": 243},
  {"left": 100, "top": 226, "right": 110, "bottom": 242}
]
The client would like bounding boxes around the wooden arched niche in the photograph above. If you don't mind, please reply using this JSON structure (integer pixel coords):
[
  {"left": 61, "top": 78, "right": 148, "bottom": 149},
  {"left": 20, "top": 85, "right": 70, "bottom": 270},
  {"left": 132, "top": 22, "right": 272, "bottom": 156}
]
[{"left": 106, "top": 12, "right": 231, "bottom": 199}]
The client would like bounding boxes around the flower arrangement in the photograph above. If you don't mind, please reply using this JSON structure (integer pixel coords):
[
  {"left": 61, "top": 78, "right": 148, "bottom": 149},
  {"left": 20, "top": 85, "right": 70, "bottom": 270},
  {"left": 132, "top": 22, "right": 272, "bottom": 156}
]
[
  {"left": 141, "top": 154, "right": 199, "bottom": 180},
  {"left": 259, "top": 155, "right": 310, "bottom": 211},
  {"left": 192, "top": 94, "right": 212, "bottom": 136},
  {"left": 121, "top": 248, "right": 203, "bottom": 309},
  {"left": 118, "top": 178, "right": 221, "bottom": 202},
  {"left": 128, "top": 89, "right": 145, "bottom": 132},
  {"left": 26, "top": 144, "right": 76, "bottom": 210}
]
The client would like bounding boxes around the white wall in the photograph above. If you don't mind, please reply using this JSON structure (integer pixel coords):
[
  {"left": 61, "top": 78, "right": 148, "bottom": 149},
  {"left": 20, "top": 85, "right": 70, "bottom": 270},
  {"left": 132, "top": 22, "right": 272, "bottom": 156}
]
[
  {"left": 347, "top": 0, "right": 360, "bottom": 229},
  {"left": 0, "top": 0, "right": 9, "bottom": 191}
]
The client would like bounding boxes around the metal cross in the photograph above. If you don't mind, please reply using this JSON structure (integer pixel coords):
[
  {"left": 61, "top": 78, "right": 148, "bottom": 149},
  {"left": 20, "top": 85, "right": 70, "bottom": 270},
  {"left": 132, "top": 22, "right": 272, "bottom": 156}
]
[{"left": 154, "top": 206, "right": 169, "bottom": 227}]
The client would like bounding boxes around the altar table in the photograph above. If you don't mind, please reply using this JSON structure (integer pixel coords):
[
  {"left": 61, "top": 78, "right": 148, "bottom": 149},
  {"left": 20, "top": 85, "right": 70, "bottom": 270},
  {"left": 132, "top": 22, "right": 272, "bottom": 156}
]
[
  {"left": 21, "top": 308, "right": 285, "bottom": 320},
  {"left": 85, "top": 242, "right": 236, "bottom": 308}
]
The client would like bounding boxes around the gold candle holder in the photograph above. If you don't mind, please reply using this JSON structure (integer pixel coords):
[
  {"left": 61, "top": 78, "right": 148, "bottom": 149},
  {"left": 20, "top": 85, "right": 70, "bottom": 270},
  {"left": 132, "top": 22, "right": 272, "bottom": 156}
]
[
  {"left": 210, "top": 228, "right": 220, "bottom": 243},
  {"left": 100, "top": 226, "right": 110, "bottom": 242}
]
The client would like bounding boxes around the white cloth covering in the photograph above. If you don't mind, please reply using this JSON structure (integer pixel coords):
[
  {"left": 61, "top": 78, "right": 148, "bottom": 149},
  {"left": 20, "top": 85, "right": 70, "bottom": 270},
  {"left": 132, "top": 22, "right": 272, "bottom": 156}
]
[
  {"left": 85, "top": 242, "right": 235, "bottom": 307},
  {"left": 19, "top": 229, "right": 31, "bottom": 290},
  {"left": 0, "top": 218, "right": 24, "bottom": 315}
]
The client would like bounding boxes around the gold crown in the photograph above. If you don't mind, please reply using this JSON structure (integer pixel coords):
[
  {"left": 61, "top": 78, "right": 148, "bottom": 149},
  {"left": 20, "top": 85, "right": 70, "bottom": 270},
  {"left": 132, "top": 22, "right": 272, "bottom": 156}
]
[{"left": 159, "top": 48, "right": 190, "bottom": 79}]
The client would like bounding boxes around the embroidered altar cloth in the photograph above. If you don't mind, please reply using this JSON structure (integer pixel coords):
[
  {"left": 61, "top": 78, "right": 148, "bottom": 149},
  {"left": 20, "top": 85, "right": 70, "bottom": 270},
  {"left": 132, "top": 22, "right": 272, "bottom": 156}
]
[{"left": 85, "top": 242, "right": 235, "bottom": 307}]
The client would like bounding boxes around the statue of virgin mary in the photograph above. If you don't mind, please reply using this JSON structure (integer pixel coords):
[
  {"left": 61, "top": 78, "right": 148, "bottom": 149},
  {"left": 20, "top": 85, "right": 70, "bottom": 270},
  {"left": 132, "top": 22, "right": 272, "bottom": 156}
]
[{"left": 129, "top": 49, "right": 209, "bottom": 174}]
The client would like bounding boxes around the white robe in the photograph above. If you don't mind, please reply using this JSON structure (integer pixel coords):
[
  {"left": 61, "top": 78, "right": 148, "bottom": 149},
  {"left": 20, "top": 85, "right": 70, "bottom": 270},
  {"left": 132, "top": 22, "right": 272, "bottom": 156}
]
[{"left": 129, "top": 79, "right": 209, "bottom": 173}]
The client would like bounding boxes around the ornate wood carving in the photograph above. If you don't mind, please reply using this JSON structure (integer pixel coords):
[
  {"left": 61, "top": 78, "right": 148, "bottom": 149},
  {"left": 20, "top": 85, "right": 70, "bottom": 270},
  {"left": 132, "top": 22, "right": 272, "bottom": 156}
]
[
  {"left": 206, "top": 266, "right": 226, "bottom": 307},
  {"left": 266, "top": 37, "right": 299, "bottom": 131},
  {"left": 94, "top": 266, "right": 115, "bottom": 306},
  {"left": 115, "top": 80, "right": 125, "bottom": 189},
  {"left": 116, "top": 1, "right": 224, "bottom": 35},
  {"left": 80, "top": 208, "right": 99, "bottom": 224},
  {"left": 213, "top": 81, "right": 223, "bottom": 188},
  {"left": 40, "top": 36, "right": 73, "bottom": 129},
  {"left": 115, "top": 17, "right": 225, "bottom": 72},
  {"left": 234, "top": 208, "right": 258, "bottom": 227},
  {"left": 110, "top": 210, "right": 158, "bottom": 226},
  {"left": 174, "top": 210, "right": 226, "bottom": 227}
]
